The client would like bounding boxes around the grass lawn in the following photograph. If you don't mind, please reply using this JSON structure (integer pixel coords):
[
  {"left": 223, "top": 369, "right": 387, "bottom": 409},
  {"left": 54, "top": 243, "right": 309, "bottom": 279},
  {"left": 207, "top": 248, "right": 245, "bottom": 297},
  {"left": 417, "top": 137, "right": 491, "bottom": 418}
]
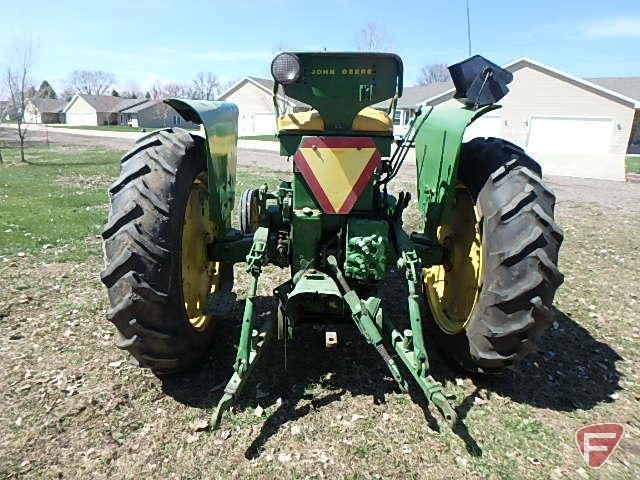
[
  {"left": 0, "top": 145, "right": 120, "bottom": 262},
  {"left": 0, "top": 142, "right": 638, "bottom": 479},
  {"left": 0, "top": 144, "right": 278, "bottom": 263},
  {"left": 626, "top": 155, "right": 640, "bottom": 174},
  {"left": 239, "top": 134, "right": 277, "bottom": 141}
]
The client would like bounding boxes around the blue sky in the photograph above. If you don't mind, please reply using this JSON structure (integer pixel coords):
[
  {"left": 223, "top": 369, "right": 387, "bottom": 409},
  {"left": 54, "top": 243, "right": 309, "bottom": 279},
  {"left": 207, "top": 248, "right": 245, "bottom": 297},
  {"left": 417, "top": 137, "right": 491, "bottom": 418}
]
[{"left": 1, "top": 0, "right": 639, "bottom": 93}]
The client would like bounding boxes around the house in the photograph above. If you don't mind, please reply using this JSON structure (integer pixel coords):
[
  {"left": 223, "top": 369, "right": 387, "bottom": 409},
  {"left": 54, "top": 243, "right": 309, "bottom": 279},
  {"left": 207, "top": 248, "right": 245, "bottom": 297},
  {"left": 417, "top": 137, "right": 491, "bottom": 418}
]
[
  {"left": 587, "top": 76, "right": 640, "bottom": 154},
  {"left": 419, "top": 58, "right": 640, "bottom": 181},
  {"left": 0, "top": 100, "right": 20, "bottom": 121},
  {"left": 23, "top": 98, "right": 67, "bottom": 124},
  {"left": 63, "top": 94, "right": 147, "bottom": 126},
  {"left": 374, "top": 82, "right": 452, "bottom": 137},
  {"left": 217, "top": 76, "right": 307, "bottom": 136},
  {"left": 179, "top": 59, "right": 640, "bottom": 180},
  {"left": 0, "top": 100, "right": 10, "bottom": 120},
  {"left": 118, "top": 100, "right": 197, "bottom": 129}
]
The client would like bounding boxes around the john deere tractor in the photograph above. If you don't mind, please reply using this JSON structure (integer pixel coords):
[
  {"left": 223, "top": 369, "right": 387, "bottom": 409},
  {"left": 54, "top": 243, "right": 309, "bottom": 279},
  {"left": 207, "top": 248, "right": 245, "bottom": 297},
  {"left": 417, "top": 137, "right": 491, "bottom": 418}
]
[{"left": 101, "top": 52, "right": 563, "bottom": 427}]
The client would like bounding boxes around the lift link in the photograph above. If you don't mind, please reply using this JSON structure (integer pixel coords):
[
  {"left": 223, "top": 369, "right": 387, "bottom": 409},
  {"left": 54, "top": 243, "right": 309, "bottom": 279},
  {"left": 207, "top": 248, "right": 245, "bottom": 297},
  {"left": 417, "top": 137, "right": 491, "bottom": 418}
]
[
  {"left": 211, "top": 227, "right": 270, "bottom": 429},
  {"left": 327, "top": 254, "right": 457, "bottom": 426},
  {"left": 326, "top": 256, "right": 408, "bottom": 392},
  {"left": 398, "top": 250, "right": 428, "bottom": 377},
  {"left": 396, "top": 248, "right": 458, "bottom": 426}
]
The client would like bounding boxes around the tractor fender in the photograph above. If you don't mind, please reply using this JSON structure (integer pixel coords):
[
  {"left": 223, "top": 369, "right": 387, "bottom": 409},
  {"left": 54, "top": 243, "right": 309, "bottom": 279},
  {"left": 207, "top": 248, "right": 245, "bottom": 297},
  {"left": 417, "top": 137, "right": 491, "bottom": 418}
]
[
  {"left": 413, "top": 103, "right": 500, "bottom": 238},
  {"left": 165, "top": 99, "right": 239, "bottom": 228}
]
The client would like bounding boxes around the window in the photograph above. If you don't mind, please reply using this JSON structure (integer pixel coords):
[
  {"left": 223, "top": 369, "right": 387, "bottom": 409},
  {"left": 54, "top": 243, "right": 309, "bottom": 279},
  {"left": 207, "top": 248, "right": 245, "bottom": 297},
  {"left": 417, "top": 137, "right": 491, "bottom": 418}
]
[
  {"left": 393, "top": 109, "right": 403, "bottom": 126},
  {"left": 173, "top": 115, "right": 182, "bottom": 125}
]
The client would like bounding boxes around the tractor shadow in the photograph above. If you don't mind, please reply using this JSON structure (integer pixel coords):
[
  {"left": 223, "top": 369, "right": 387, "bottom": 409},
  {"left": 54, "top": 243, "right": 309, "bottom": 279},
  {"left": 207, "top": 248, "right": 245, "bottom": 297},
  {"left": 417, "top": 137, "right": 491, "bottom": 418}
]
[
  {"left": 456, "top": 307, "right": 624, "bottom": 412},
  {"left": 160, "top": 274, "right": 623, "bottom": 460}
]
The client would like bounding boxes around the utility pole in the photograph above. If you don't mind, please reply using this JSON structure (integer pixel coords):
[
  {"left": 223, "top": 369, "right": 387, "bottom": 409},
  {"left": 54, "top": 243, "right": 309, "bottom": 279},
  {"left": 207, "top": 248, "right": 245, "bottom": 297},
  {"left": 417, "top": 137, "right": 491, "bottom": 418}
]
[{"left": 466, "top": 0, "right": 472, "bottom": 56}]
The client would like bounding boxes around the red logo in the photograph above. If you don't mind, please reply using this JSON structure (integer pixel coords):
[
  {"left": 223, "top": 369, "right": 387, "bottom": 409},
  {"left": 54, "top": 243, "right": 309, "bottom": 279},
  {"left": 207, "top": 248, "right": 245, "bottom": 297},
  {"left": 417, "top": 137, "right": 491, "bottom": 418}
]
[{"left": 575, "top": 423, "right": 625, "bottom": 469}]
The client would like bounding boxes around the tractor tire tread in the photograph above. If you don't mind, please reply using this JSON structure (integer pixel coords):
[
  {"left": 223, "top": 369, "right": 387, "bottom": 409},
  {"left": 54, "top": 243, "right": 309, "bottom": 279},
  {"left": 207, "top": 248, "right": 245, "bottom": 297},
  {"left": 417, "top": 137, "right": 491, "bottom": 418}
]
[
  {"left": 101, "top": 128, "right": 217, "bottom": 374},
  {"left": 429, "top": 138, "right": 563, "bottom": 373}
]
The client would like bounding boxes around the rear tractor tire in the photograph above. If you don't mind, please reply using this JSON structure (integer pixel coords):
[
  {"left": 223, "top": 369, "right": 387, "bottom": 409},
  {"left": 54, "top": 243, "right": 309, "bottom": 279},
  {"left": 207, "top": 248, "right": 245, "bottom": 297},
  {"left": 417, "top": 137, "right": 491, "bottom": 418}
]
[
  {"left": 239, "top": 188, "right": 260, "bottom": 235},
  {"left": 100, "top": 128, "right": 231, "bottom": 375},
  {"left": 424, "top": 138, "right": 564, "bottom": 373}
]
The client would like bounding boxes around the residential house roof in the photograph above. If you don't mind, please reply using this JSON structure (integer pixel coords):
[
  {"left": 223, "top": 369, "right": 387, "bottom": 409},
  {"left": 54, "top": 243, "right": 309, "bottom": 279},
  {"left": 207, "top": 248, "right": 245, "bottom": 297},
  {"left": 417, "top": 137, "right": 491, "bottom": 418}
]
[
  {"left": 587, "top": 77, "right": 640, "bottom": 103},
  {"left": 63, "top": 94, "right": 148, "bottom": 114},
  {"left": 425, "top": 58, "right": 640, "bottom": 110},
  {"left": 119, "top": 100, "right": 159, "bottom": 114},
  {"left": 375, "top": 82, "right": 453, "bottom": 110},
  {"left": 218, "top": 76, "right": 308, "bottom": 109},
  {"left": 32, "top": 98, "right": 67, "bottom": 113}
]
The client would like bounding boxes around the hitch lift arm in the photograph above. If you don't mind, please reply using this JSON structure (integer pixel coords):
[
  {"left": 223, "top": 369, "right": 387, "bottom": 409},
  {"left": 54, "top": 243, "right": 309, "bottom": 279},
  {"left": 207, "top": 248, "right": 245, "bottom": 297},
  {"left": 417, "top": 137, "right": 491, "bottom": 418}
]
[{"left": 211, "top": 227, "right": 272, "bottom": 429}]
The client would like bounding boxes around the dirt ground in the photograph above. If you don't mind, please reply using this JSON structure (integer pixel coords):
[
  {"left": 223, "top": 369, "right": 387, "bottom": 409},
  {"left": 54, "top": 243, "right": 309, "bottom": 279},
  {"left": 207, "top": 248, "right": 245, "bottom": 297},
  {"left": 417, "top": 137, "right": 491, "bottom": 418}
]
[{"left": 1, "top": 135, "right": 639, "bottom": 479}]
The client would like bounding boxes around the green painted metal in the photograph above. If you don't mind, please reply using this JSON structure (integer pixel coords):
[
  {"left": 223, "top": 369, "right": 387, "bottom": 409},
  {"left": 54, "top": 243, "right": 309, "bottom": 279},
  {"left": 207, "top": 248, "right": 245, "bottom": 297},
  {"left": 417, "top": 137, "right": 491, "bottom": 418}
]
[
  {"left": 289, "top": 208, "right": 323, "bottom": 272},
  {"left": 165, "top": 99, "right": 238, "bottom": 228},
  {"left": 397, "top": 249, "right": 428, "bottom": 376},
  {"left": 210, "top": 226, "right": 269, "bottom": 429},
  {"left": 413, "top": 103, "right": 500, "bottom": 239},
  {"left": 278, "top": 52, "right": 402, "bottom": 131},
  {"left": 211, "top": 317, "right": 273, "bottom": 429},
  {"left": 234, "top": 227, "right": 268, "bottom": 375},
  {"left": 326, "top": 256, "right": 408, "bottom": 391},
  {"left": 200, "top": 52, "right": 513, "bottom": 431},
  {"left": 285, "top": 270, "right": 344, "bottom": 322},
  {"left": 344, "top": 219, "right": 388, "bottom": 282}
]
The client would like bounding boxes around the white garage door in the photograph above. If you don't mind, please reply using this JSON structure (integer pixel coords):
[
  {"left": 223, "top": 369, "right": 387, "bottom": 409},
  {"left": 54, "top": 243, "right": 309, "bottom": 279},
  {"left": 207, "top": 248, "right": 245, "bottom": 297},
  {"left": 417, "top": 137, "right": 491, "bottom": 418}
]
[
  {"left": 525, "top": 116, "right": 622, "bottom": 180},
  {"left": 252, "top": 113, "right": 276, "bottom": 135},
  {"left": 527, "top": 116, "right": 613, "bottom": 155},
  {"left": 66, "top": 113, "right": 96, "bottom": 126},
  {"left": 463, "top": 115, "right": 502, "bottom": 142}
]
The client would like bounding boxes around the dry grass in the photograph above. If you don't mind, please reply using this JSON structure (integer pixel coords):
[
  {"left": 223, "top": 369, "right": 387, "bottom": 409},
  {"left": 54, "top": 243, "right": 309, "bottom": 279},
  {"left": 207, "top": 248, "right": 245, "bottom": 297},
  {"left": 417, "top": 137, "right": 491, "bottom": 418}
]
[{"left": 1, "top": 144, "right": 639, "bottom": 479}]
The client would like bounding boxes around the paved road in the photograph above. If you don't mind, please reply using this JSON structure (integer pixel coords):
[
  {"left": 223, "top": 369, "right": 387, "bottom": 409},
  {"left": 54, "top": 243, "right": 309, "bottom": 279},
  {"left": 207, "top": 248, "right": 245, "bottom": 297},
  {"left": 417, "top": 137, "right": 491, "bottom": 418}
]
[{"left": 2, "top": 126, "right": 638, "bottom": 209}]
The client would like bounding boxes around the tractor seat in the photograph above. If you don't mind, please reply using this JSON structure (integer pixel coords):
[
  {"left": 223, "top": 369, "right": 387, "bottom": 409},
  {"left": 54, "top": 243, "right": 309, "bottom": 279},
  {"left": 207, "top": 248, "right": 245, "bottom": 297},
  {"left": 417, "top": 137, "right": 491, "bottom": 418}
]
[{"left": 277, "top": 107, "right": 393, "bottom": 133}]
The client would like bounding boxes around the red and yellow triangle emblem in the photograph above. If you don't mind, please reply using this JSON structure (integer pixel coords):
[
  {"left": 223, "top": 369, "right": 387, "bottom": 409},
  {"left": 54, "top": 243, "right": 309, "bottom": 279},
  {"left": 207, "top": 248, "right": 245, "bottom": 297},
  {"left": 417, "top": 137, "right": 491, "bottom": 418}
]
[{"left": 294, "top": 137, "right": 381, "bottom": 214}]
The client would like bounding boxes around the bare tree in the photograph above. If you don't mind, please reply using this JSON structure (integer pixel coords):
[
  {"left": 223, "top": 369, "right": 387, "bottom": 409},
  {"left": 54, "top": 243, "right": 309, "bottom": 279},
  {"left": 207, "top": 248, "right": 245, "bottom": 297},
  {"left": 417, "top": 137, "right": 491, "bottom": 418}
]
[
  {"left": 59, "top": 87, "right": 75, "bottom": 101},
  {"left": 0, "top": 84, "right": 7, "bottom": 164},
  {"left": 192, "top": 72, "right": 219, "bottom": 100},
  {"left": 67, "top": 70, "right": 115, "bottom": 95},
  {"left": 356, "top": 22, "right": 392, "bottom": 52},
  {"left": 218, "top": 78, "right": 238, "bottom": 95},
  {"left": 150, "top": 81, "right": 163, "bottom": 100},
  {"left": 4, "top": 34, "right": 36, "bottom": 163},
  {"left": 0, "top": 100, "right": 5, "bottom": 164},
  {"left": 162, "top": 82, "right": 192, "bottom": 98},
  {"left": 121, "top": 80, "right": 142, "bottom": 99},
  {"left": 150, "top": 81, "right": 193, "bottom": 100},
  {"left": 418, "top": 63, "right": 451, "bottom": 85}
]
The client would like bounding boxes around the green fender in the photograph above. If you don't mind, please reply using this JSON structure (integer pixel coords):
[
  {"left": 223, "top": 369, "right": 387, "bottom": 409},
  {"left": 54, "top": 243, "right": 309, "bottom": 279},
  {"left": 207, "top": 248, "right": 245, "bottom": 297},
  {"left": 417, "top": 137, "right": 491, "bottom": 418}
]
[
  {"left": 413, "top": 103, "right": 500, "bottom": 240},
  {"left": 165, "top": 99, "right": 239, "bottom": 229}
]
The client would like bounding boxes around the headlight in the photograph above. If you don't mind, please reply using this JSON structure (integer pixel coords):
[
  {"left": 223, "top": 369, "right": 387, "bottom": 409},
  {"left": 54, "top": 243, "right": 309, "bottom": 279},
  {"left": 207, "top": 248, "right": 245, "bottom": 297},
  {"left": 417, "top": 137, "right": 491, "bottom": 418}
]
[{"left": 271, "top": 52, "right": 301, "bottom": 85}]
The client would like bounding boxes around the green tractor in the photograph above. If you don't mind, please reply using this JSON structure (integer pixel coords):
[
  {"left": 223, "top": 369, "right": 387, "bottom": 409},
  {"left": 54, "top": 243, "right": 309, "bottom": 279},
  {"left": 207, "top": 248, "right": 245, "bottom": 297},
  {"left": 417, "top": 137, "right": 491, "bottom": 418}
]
[{"left": 101, "top": 52, "right": 563, "bottom": 427}]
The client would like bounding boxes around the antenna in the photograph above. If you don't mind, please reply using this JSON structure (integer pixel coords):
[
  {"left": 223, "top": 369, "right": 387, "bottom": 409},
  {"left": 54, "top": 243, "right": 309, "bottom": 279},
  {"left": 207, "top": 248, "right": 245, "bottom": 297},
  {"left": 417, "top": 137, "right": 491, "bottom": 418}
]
[{"left": 466, "top": 0, "right": 472, "bottom": 56}]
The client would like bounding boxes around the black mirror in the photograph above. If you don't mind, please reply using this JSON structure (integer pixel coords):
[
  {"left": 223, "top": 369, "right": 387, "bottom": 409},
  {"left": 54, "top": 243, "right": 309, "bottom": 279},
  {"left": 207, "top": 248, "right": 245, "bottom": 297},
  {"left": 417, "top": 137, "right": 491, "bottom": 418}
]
[{"left": 448, "top": 55, "right": 513, "bottom": 109}]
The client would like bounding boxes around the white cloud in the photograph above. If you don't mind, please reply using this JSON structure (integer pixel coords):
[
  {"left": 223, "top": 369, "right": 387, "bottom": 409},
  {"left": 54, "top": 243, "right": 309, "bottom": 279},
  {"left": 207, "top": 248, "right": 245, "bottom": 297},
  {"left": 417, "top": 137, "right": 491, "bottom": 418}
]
[{"left": 582, "top": 17, "right": 640, "bottom": 37}]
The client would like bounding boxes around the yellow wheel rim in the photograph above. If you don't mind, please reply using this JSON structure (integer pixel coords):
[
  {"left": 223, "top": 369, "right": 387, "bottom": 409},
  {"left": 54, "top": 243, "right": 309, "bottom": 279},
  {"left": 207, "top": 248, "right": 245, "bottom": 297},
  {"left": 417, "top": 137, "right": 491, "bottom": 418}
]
[
  {"left": 424, "top": 185, "right": 483, "bottom": 335},
  {"left": 181, "top": 174, "right": 220, "bottom": 331}
]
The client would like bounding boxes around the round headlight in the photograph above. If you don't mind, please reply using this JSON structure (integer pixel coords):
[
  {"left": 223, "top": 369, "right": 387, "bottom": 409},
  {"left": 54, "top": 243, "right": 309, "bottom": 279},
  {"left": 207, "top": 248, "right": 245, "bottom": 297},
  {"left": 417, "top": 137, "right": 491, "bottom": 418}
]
[{"left": 271, "top": 52, "right": 301, "bottom": 85}]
